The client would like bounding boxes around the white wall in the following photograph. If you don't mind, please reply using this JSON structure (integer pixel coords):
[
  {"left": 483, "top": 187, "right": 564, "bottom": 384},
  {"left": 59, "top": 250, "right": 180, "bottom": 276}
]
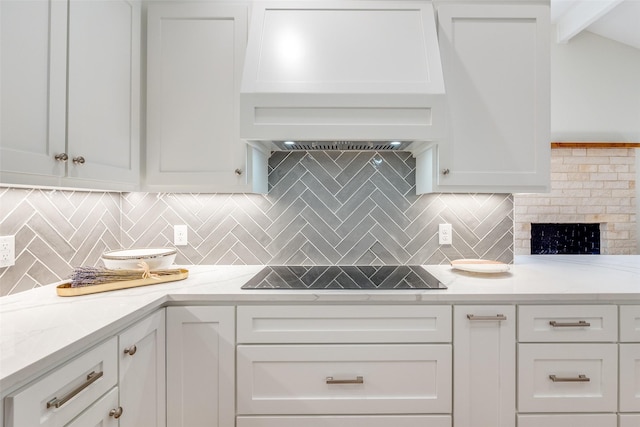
[{"left": 551, "top": 27, "right": 640, "bottom": 142}]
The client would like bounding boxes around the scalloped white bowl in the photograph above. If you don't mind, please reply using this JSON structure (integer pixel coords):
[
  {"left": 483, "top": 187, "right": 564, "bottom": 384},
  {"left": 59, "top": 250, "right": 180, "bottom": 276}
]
[{"left": 101, "top": 248, "right": 177, "bottom": 270}]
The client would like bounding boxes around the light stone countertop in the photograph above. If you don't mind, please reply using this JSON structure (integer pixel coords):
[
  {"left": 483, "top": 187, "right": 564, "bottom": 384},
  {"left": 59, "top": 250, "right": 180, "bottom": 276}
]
[{"left": 1, "top": 255, "right": 639, "bottom": 395}]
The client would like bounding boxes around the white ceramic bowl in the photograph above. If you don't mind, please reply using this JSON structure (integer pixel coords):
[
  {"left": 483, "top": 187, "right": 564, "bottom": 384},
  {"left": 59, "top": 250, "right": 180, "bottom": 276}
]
[{"left": 101, "top": 248, "right": 177, "bottom": 270}]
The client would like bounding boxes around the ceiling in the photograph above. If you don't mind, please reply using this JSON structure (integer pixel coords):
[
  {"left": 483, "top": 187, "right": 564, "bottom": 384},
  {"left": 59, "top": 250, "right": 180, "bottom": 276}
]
[{"left": 551, "top": 0, "right": 640, "bottom": 49}]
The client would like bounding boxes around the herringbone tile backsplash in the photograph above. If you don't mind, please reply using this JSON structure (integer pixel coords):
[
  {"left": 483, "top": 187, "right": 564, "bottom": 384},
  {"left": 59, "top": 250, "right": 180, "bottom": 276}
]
[{"left": 0, "top": 152, "right": 513, "bottom": 296}]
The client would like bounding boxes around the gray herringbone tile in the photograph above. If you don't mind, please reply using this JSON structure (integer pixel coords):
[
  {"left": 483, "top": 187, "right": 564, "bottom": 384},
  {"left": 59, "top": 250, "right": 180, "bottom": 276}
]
[{"left": 1, "top": 152, "right": 514, "bottom": 296}]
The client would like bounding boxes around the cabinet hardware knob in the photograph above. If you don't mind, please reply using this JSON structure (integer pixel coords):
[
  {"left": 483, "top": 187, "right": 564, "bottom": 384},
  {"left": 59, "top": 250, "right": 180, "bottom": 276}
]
[
  {"left": 549, "top": 374, "right": 590, "bottom": 382},
  {"left": 549, "top": 320, "right": 591, "bottom": 327},
  {"left": 442, "top": 168, "right": 450, "bottom": 175},
  {"left": 235, "top": 168, "right": 242, "bottom": 176},
  {"left": 326, "top": 376, "right": 364, "bottom": 385},
  {"left": 124, "top": 345, "right": 137, "bottom": 356},
  {"left": 109, "top": 406, "right": 124, "bottom": 419},
  {"left": 54, "top": 153, "right": 68, "bottom": 162},
  {"left": 46, "top": 371, "right": 104, "bottom": 409},
  {"left": 72, "top": 156, "right": 85, "bottom": 165},
  {"left": 467, "top": 314, "right": 507, "bottom": 321}
]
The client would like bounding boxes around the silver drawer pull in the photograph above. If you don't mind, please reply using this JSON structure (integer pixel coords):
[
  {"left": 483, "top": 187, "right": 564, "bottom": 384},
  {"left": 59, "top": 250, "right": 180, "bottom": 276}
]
[
  {"left": 549, "top": 374, "right": 590, "bottom": 382},
  {"left": 326, "top": 376, "right": 364, "bottom": 385},
  {"left": 467, "top": 314, "right": 507, "bottom": 321},
  {"left": 46, "top": 371, "right": 104, "bottom": 409},
  {"left": 549, "top": 320, "right": 591, "bottom": 327}
]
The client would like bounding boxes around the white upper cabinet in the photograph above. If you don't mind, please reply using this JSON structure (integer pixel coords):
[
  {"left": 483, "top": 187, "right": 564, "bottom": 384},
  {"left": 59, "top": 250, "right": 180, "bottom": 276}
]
[
  {"left": 1, "top": 0, "right": 67, "bottom": 186},
  {"left": 417, "top": 3, "right": 550, "bottom": 194},
  {"left": 0, "top": 0, "right": 141, "bottom": 191},
  {"left": 66, "top": 0, "right": 141, "bottom": 188},
  {"left": 145, "top": 2, "right": 267, "bottom": 193}
]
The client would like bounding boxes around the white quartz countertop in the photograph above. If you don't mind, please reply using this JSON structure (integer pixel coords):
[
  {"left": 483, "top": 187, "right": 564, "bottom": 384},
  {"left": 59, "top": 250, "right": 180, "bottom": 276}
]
[{"left": 1, "top": 255, "right": 639, "bottom": 395}]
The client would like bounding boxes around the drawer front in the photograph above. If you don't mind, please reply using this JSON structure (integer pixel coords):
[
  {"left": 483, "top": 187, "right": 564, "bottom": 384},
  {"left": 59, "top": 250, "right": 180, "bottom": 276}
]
[
  {"left": 237, "top": 344, "right": 452, "bottom": 414},
  {"left": 6, "top": 337, "right": 118, "bottom": 427},
  {"left": 65, "top": 387, "right": 119, "bottom": 427},
  {"left": 237, "top": 305, "right": 452, "bottom": 343},
  {"left": 518, "top": 305, "right": 617, "bottom": 342},
  {"left": 620, "top": 305, "right": 640, "bottom": 342},
  {"left": 517, "top": 414, "right": 617, "bottom": 427},
  {"left": 237, "top": 415, "right": 451, "bottom": 427},
  {"left": 619, "top": 414, "right": 640, "bottom": 427},
  {"left": 620, "top": 344, "right": 640, "bottom": 412},
  {"left": 518, "top": 343, "right": 617, "bottom": 413}
]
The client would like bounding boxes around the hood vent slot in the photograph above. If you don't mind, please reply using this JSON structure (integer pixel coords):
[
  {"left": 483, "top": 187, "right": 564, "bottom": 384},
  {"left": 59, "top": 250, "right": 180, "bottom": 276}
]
[{"left": 272, "top": 141, "right": 411, "bottom": 151}]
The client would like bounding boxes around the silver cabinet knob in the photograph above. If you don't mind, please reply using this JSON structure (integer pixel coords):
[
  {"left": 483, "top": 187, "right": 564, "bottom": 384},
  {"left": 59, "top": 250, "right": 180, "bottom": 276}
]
[
  {"left": 54, "top": 153, "right": 68, "bottom": 162},
  {"left": 442, "top": 168, "right": 450, "bottom": 175},
  {"left": 235, "top": 168, "right": 242, "bottom": 176},
  {"left": 124, "top": 345, "right": 137, "bottom": 356},
  {"left": 109, "top": 406, "right": 124, "bottom": 419},
  {"left": 72, "top": 156, "right": 85, "bottom": 165}
]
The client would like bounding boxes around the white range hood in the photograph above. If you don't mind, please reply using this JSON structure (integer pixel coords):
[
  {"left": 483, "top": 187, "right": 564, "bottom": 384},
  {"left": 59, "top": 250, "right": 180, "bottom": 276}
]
[{"left": 240, "top": 1, "right": 446, "bottom": 151}]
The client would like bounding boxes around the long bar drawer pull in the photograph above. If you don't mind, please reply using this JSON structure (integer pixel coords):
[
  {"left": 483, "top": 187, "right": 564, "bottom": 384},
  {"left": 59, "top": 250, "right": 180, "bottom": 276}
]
[
  {"left": 46, "top": 371, "right": 104, "bottom": 409},
  {"left": 467, "top": 314, "right": 507, "bottom": 321},
  {"left": 549, "top": 320, "right": 591, "bottom": 327},
  {"left": 549, "top": 374, "right": 590, "bottom": 382},
  {"left": 326, "top": 376, "right": 364, "bottom": 385}
]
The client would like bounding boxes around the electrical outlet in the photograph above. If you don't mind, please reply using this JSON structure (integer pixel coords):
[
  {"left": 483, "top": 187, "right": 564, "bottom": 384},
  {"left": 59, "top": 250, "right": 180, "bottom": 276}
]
[
  {"left": 439, "top": 224, "right": 452, "bottom": 245},
  {"left": 174, "top": 225, "right": 188, "bottom": 246},
  {"left": 0, "top": 235, "right": 16, "bottom": 268}
]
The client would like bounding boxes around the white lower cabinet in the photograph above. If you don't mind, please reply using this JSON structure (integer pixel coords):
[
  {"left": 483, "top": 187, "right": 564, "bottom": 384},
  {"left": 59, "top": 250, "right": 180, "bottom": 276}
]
[
  {"left": 237, "top": 344, "right": 451, "bottom": 415},
  {"left": 236, "top": 415, "right": 451, "bottom": 427},
  {"left": 453, "top": 306, "right": 515, "bottom": 427},
  {"left": 236, "top": 305, "right": 452, "bottom": 425},
  {"left": 65, "top": 387, "right": 120, "bottom": 427},
  {"left": 166, "top": 306, "right": 235, "bottom": 427},
  {"left": 118, "top": 310, "right": 166, "bottom": 427},
  {"left": 517, "top": 414, "right": 617, "bottom": 427},
  {"left": 5, "top": 338, "right": 118, "bottom": 427},
  {"left": 619, "top": 413, "right": 640, "bottom": 426},
  {"left": 518, "top": 344, "right": 618, "bottom": 413}
]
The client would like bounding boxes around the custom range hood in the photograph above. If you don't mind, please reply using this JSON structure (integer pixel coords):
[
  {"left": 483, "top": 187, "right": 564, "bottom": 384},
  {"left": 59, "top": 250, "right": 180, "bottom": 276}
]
[{"left": 240, "top": 1, "right": 446, "bottom": 152}]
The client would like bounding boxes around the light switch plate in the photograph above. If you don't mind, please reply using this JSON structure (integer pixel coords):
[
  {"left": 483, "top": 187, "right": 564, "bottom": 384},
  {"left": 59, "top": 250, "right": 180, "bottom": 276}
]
[
  {"left": 0, "top": 235, "right": 15, "bottom": 267},
  {"left": 439, "top": 224, "right": 452, "bottom": 245}
]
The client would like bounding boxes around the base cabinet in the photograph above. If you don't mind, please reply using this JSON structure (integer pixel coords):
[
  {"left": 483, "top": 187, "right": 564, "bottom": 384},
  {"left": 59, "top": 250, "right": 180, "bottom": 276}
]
[
  {"left": 166, "top": 306, "right": 235, "bottom": 427},
  {"left": 237, "top": 415, "right": 451, "bottom": 427},
  {"left": 517, "top": 414, "right": 617, "bottom": 427},
  {"left": 453, "top": 306, "right": 515, "bottom": 427},
  {"left": 65, "top": 387, "right": 120, "bottom": 427},
  {"left": 118, "top": 310, "right": 165, "bottom": 427}
]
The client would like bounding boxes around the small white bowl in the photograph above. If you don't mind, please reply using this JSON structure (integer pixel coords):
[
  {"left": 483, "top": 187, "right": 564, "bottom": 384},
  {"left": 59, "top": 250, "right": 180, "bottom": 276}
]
[{"left": 101, "top": 248, "right": 177, "bottom": 270}]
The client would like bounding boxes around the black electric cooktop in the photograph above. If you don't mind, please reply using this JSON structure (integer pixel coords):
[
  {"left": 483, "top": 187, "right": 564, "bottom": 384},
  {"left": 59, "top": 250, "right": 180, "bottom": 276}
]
[{"left": 241, "top": 266, "right": 446, "bottom": 290}]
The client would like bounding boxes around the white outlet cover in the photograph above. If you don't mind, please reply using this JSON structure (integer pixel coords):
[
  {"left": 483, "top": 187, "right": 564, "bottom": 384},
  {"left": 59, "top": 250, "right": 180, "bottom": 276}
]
[
  {"left": 0, "top": 235, "right": 16, "bottom": 268},
  {"left": 438, "top": 224, "right": 452, "bottom": 245},
  {"left": 174, "top": 225, "right": 188, "bottom": 246}
]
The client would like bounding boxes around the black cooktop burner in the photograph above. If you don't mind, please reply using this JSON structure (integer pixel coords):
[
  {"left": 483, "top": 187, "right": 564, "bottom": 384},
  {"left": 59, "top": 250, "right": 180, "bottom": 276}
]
[{"left": 241, "top": 266, "right": 446, "bottom": 290}]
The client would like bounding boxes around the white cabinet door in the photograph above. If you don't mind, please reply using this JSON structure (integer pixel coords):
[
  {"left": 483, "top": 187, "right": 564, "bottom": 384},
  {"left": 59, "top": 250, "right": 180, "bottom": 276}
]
[
  {"left": 65, "top": 387, "right": 120, "bottom": 427},
  {"left": 453, "top": 306, "right": 515, "bottom": 427},
  {"left": 1, "top": 0, "right": 140, "bottom": 190},
  {"left": 118, "top": 310, "right": 165, "bottom": 427},
  {"left": 418, "top": 4, "right": 550, "bottom": 193},
  {"left": 166, "top": 306, "right": 235, "bottom": 427},
  {"left": 65, "top": 0, "right": 140, "bottom": 188},
  {"left": 0, "top": 0, "right": 67, "bottom": 186},
  {"left": 620, "top": 344, "right": 640, "bottom": 412},
  {"left": 146, "top": 3, "right": 266, "bottom": 193}
]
